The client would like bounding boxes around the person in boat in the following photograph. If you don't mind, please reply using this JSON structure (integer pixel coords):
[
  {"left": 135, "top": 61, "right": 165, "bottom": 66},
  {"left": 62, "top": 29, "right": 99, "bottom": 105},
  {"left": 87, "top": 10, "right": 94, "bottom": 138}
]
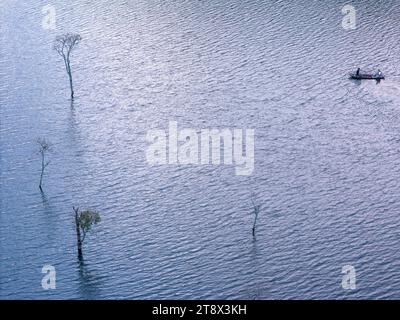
[
  {"left": 377, "top": 69, "right": 382, "bottom": 77},
  {"left": 356, "top": 68, "right": 360, "bottom": 76}
]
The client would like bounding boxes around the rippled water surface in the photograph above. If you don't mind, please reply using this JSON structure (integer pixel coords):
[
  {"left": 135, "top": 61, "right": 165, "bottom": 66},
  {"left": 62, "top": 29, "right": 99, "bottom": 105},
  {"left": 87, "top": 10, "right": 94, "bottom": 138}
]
[{"left": 1, "top": 0, "right": 400, "bottom": 299}]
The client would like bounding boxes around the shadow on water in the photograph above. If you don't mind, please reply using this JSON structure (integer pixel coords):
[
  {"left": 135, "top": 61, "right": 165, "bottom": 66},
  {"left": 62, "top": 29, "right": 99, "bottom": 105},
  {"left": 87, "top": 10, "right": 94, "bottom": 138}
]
[
  {"left": 39, "top": 189, "right": 54, "bottom": 216},
  {"left": 349, "top": 78, "right": 362, "bottom": 86},
  {"left": 67, "top": 99, "right": 86, "bottom": 160},
  {"left": 349, "top": 78, "right": 382, "bottom": 86},
  {"left": 40, "top": 189, "right": 50, "bottom": 207},
  {"left": 77, "top": 259, "right": 103, "bottom": 299},
  {"left": 68, "top": 99, "right": 78, "bottom": 131},
  {"left": 236, "top": 239, "right": 271, "bottom": 300},
  {"left": 38, "top": 189, "right": 60, "bottom": 242},
  {"left": 249, "top": 234, "right": 259, "bottom": 259},
  {"left": 67, "top": 99, "right": 84, "bottom": 144}
]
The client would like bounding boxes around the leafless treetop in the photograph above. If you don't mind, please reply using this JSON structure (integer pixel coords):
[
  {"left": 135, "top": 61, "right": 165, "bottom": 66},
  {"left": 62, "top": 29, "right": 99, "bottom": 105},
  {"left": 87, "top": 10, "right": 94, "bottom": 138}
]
[
  {"left": 53, "top": 33, "right": 82, "bottom": 60},
  {"left": 37, "top": 138, "right": 53, "bottom": 154}
]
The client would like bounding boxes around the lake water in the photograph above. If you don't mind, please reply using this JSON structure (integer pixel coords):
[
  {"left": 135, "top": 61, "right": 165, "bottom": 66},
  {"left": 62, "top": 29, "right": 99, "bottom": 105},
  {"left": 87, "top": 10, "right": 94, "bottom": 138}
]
[{"left": 1, "top": 0, "right": 400, "bottom": 299}]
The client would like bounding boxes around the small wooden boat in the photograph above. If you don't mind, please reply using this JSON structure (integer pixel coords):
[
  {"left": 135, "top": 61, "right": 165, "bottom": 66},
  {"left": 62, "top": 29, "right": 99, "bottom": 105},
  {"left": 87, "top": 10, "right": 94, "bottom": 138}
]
[{"left": 350, "top": 70, "right": 385, "bottom": 80}]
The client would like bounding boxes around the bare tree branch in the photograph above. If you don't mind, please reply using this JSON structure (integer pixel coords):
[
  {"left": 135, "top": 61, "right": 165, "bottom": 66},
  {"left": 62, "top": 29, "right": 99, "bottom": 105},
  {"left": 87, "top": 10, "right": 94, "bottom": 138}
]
[
  {"left": 37, "top": 138, "right": 53, "bottom": 190},
  {"left": 53, "top": 33, "right": 82, "bottom": 99}
]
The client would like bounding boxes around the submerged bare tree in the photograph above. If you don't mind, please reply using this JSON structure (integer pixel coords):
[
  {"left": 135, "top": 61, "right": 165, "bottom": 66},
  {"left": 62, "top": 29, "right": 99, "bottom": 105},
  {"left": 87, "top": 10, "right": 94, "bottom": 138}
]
[
  {"left": 251, "top": 196, "right": 261, "bottom": 237},
  {"left": 53, "top": 33, "right": 82, "bottom": 99},
  {"left": 37, "top": 138, "right": 52, "bottom": 191},
  {"left": 73, "top": 207, "right": 101, "bottom": 260}
]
